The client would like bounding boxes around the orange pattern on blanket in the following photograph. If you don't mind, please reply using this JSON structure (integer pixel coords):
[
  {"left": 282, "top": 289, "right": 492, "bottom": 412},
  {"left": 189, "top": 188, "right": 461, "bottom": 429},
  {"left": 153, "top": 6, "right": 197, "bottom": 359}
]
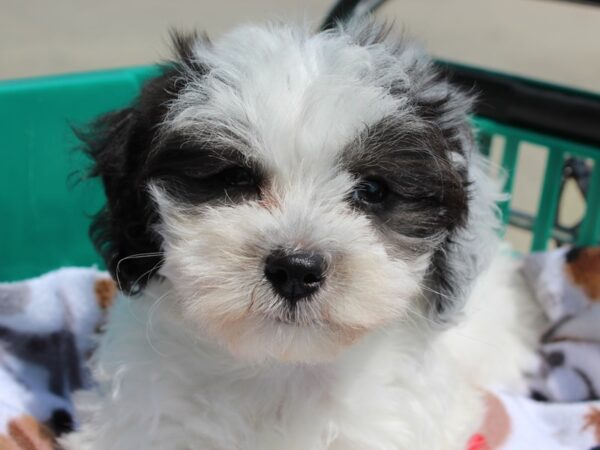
[
  {"left": 466, "top": 434, "right": 489, "bottom": 450},
  {"left": 0, "top": 415, "right": 55, "bottom": 450},
  {"left": 475, "top": 391, "right": 511, "bottom": 450},
  {"left": 566, "top": 246, "right": 600, "bottom": 300},
  {"left": 94, "top": 278, "right": 117, "bottom": 310},
  {"left": 583, "top": 406, "right": 600, "bottom": 443}
]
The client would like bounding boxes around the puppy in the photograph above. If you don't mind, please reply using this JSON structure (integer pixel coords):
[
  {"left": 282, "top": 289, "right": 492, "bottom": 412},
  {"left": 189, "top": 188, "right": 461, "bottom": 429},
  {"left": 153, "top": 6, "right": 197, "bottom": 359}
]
[{"left": 63, "top": 12, "right": 532, "bottom": 450}]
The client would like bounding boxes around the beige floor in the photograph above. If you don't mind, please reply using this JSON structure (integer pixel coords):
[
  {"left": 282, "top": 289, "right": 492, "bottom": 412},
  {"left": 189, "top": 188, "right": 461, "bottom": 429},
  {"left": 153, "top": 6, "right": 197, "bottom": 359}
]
[{"left": 2, "top": 0, "right": 599, "bottom": 251}]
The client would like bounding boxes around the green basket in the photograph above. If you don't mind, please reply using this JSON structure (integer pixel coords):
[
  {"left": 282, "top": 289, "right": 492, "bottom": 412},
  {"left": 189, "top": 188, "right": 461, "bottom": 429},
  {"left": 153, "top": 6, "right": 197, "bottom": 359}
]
[
  {"left": 475, "top": 117, "right": 600, "bottom": 251},
  {"left": 1, "top": 65, "right": 599, "bottom": 282}
]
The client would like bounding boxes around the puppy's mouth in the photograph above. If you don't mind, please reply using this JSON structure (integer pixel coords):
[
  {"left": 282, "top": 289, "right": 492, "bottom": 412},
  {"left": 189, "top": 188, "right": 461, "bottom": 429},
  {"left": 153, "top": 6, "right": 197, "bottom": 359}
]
[
  {"left": 274, "top": 317, "right": 303, "bottom": 326},
  {"left": 261, "top": 300, "right": 324, "bottom": 327},
  {"left": 266, "top": 310, "right": 318, "bottom": 327},
  {"left": 271, "top": 315, "right": 319, "bottom": 326}
]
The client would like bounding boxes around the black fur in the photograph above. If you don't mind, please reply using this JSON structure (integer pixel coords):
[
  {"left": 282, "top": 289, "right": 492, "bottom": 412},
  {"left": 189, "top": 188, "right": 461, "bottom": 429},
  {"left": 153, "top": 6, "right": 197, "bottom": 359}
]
[
  {"left": 425, "top": 238, "right": 463, "bottom": 317},
  {"left": 346, "top": 117, "right": 471, "bottom": 319},
  {"left": 81, "top": 73, "right": 176, "bottom": 293},
  {"left": 345, "top": 118, "right": 468, "bottom": 240},
  {"left": 81, "top": 32, "right": 262, "bottom": 293},
  {"left": 80, "top": 33, "right": 205, "bottom": 293},
  {"left": 170, "top": 29, "right": 209, "bottom": 73},
  {"left": 147, "top": 135, "right": 263, "bottom": 205},
  {"left": 343, "top": 61, "right": 476, "bottom": 319},
  {"left": 402, "top": 65, "right": 477, "bottom": 320}
]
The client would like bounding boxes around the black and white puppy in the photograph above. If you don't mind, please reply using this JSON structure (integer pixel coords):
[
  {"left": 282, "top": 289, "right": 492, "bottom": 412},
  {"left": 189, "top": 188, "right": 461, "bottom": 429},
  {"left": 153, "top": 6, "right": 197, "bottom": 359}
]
[{"left": 63, "top": 12, "right": 534, "bottom": 450}]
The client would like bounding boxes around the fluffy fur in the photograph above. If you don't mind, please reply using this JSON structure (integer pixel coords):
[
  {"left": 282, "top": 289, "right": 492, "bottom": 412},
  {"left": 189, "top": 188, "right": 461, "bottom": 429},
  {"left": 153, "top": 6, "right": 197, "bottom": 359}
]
[{"left": 63, "top": 18, "right": 538, "bottom": 450}]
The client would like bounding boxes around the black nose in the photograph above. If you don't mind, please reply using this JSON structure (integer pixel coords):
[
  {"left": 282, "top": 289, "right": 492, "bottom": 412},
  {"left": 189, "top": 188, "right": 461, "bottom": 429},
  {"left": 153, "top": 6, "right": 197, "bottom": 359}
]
[{"left": 264, "top": 251, "right": 326, "bottom": 303}]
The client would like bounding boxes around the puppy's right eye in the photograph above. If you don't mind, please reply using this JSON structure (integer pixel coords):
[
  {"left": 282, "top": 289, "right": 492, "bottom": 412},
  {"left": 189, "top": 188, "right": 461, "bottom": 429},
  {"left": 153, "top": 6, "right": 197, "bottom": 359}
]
[
  {"left": 220, "top": 167, "right": 255, "bottom": 187},
  {"left": 352, "top": 178, "right": 389, "bottom": 205}
]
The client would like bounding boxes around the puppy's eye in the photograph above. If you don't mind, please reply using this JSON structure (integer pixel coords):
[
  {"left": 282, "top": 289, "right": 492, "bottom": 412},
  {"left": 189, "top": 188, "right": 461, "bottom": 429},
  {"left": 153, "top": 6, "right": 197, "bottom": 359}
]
[
  {"left": 220, "top": 167, "right": 255, "bottom": 187},
  {"left": 352, "top": 178, "right": 388, "bottom": 204}
]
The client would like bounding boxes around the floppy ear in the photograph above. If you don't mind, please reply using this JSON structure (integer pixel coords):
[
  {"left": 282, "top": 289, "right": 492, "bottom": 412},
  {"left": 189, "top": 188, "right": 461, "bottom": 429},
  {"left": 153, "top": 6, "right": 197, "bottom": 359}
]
[
  {"left": 408, "top": 67, "right": 500, "bottom": 323},
  {"left": 422, "top": 118, "right": 500, "bottom": 324},
  {"left": 344, "top": 20, "right": 498, "bottom": 321},
  {"left": 81, "top": 93, "right": 164, "bottom": 294},
  {"left": 412, "top": 75, "right": 476, "bottom": 321},
  {"left": 81, "top": 32, "right": 207, "bottom": 293}
]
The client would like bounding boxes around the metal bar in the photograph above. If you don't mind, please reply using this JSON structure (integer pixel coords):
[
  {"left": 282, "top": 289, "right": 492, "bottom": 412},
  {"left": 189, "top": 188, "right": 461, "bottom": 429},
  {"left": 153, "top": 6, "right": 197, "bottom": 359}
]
[
  {"left": 443, "top": 61, "right": 600, "bottom": 148},
  {"left": 531, "top": 149, "right": 565, "bottom": 251},
  {"left": 509, "top": 210, "right": 575, "bottom": 244},
  {"left": 473, "top": 117, "right": 600, "bottom": 160}
]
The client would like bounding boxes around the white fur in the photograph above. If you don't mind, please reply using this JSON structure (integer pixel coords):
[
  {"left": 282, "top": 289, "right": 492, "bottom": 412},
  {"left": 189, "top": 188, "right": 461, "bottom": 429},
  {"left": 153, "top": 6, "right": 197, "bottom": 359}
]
[
  {"left": 63, "top": 253, "right": 541, "bottom": 450},
  {"left": 63, "top": 19, "right": 541, "bottom": 450}
]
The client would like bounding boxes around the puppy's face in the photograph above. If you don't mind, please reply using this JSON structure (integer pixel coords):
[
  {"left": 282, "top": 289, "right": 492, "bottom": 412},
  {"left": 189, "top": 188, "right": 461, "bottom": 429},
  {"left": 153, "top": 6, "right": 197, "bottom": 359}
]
[{"left": 87, "top": 22, "right": 496, "bottom": 362}]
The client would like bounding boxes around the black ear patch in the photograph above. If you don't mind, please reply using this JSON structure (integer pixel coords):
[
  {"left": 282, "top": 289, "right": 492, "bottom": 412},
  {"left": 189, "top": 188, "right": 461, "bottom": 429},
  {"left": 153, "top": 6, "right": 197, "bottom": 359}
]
[
  {"left": 80, "top": 74, "right": 174, "bottom": 293},
  {"left": 423, "top": 239, "right": 462, "bottom": 318},
  {"left": 80, "top": 35, "right": 207, "bottom": 293}
]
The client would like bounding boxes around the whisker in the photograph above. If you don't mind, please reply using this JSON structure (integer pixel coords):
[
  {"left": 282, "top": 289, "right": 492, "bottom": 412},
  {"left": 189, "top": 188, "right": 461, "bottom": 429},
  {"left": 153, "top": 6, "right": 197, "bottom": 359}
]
[{"left": 115, "top": 252, "right": 165, "bottom": 293}]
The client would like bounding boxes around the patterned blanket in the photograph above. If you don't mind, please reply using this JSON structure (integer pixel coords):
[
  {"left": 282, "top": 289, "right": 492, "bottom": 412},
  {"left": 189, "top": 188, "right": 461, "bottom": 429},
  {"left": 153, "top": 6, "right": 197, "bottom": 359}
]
[
  {"left": 523, "top": 246, "right": 600, "bottom": 404},
  {"left": 0, "top": 247, "right": 598, "bottom": 449},
  {"left": 0, "top": 268, "right": 115, "bottom": 449},
  {"left": 471, "top": 245, "right": 600, "bottom": 450}
]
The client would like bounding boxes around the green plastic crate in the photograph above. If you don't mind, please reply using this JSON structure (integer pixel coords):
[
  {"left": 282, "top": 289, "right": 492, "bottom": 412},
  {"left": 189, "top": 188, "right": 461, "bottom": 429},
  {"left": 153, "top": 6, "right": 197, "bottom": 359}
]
[
  {"left": 475, "top": 117, "right": 600, "bottom": 251},
  {"left": 0, "top": 66, "right": 160, "bottom": 282},
  {"left": 1, "top": 66, "right": 599, "bottom": 282}
]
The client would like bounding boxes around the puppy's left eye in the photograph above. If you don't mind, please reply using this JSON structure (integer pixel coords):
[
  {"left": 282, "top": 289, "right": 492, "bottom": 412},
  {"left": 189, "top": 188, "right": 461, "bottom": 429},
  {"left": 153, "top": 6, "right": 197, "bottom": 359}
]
[
  {"left": 221, "top": 167, "right": 255, "bottom": 187},
  {"left": 352, "top": 178, "right": 388, "bottom": 204}
]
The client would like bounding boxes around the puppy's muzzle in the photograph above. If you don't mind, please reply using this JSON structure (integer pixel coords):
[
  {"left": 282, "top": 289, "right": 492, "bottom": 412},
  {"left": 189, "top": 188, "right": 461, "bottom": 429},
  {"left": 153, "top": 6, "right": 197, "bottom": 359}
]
[{"left": 264, "top": 250, "right": 326, "bottom": 304}]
